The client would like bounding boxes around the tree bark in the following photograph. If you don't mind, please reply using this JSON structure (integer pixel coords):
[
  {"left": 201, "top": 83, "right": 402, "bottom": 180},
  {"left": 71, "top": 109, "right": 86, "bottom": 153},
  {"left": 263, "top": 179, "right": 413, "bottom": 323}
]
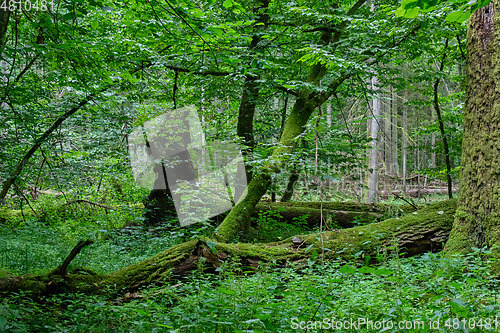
[
  {"left": 236, "top": 0, "right": 270, "bottom": 184},
  {"left": 445, "top": 0, "right": 500, "bottom": 261},
  {"left": 392, "top": 86, "right": 399, "bottom": 175},
  {"left": 385, "top": 89, "right": 392, "bottom": 176},
  {"left": 254, "top": 201, "right": 417, "bottom": 229},
  {"left": 280, "top": 166, "right": 300, "bottom": 202}
]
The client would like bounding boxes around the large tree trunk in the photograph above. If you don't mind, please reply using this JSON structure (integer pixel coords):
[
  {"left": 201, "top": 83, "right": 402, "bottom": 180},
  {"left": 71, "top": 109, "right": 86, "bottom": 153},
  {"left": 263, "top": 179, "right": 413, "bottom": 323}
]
[
  {"left": 0, "top": 199, "right": 456, "bottom": 295},
  {"left": 445, "top": 0, "right": 500, "bottom": 259}
]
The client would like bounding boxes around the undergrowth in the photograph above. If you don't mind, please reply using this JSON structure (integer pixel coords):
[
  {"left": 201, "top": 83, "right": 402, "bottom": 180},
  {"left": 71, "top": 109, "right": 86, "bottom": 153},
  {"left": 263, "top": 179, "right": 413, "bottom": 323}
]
[
  {"left": 0, "top": 192, "right": 496, "bottom": 332},
  {"left": 1, "top": 250, "right": 499, "bottom": 332}
]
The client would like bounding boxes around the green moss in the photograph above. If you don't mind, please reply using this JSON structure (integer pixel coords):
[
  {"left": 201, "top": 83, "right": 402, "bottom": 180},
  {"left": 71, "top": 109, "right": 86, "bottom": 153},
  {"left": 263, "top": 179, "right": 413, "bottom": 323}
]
[
  {"left": 108, "top": 239, "right": 199, "bottom": 288},
  {"left": 280, "top": 199, "right": 457, "bottom": 260},
  {"left": 0, "top": 208, "right": 22, "bottom": 222},
  {"left": 0, "top": 269, "right": 13, "bottom": 279},
  {"left": 259, "top": 201, "right": 417, "bottom": 214},
  {"left": 446, "top": 0, "right": 500, "bottom": 268}
]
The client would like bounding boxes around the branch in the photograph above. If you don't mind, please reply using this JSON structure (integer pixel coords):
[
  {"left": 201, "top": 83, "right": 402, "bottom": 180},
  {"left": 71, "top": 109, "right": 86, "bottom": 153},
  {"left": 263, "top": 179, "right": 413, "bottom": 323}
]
[
  {"left": 0, "top": 50, "right": 168, "bottom": 202},
  {"left": 456, "top": 35, "right": 466, "bottom": 61},
  {"left": 165, "top": 65, "right": 231, "bottom": 76},
  {"left": 276, "top": 85, "right": 298, "bottom": 97},
  {"left": 64, "top": 199, "right": 114, "bottom": 210},
  {"left": 51, "top": 240, "right": 93, "bottom": 276}
]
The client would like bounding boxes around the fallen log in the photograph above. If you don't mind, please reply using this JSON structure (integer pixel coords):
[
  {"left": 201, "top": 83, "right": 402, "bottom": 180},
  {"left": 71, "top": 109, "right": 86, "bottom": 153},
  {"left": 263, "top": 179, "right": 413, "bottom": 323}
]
[
  {"left": 252, "top": 201, "right": 418, "bottom": 229},
  {"left": 0, "top": 199, "right": 456, "bottom": 295},
  {"left": 379, "top": 188, "right": 458, "bottom": 199}
]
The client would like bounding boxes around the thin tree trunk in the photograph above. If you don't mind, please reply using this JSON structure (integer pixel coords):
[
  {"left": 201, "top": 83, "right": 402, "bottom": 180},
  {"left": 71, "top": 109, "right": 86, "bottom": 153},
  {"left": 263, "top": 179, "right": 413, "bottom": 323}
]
[
  {"left": 432, "top": 39, "right": 453, "bottom": 199},
  {"left": 392, "top": 86, "right": 399, "bottom": 176},
  {"left": 402, "top": 90, "right": 408, "bottom": 196},
  {"left": 367, "top": 76, "right": 380, "bottom": 203},
  {"left": 431, "top": 106, "right": 436, "bottom": 168},
  {"left": 236, "top": 0, "right": 270, "bottom": 182},
  {"left": 385, "top": 89, "right": 392, "bottom": 176}
]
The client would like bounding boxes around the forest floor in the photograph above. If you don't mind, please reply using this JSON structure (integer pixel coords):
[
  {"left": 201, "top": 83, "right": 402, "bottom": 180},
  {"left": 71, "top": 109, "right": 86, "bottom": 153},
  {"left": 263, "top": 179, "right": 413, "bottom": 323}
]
[{"left": 0, "top": 192, "right": 499, "bottom": 332}]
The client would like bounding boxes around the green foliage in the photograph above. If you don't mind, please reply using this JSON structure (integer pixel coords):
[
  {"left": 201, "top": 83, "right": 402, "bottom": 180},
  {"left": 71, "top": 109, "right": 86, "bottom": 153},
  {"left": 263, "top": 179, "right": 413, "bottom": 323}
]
[
  {"left": 251, "top": 208, "right": 310, "bottom": 242},
  {"left": 1, "top": 252, "right": 499, "bottom": 332},
  {"left": 396, "top": 0, "right": 491, "bottom": 22}
]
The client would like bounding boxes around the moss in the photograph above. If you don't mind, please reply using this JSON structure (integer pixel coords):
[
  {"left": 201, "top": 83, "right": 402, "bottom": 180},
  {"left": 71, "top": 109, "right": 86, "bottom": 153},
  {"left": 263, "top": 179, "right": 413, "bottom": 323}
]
[
  {"left": 0, "top": 269, "right": 13, "bottom": 279},
  {"left": 108, "top": 239, "right": 199, "bottom": 289},
  {"left": 0, "top": 208, "right": 22, "bottom": 222},
  {"left": 17, "top": 277, "right": 46, "bottom": 294},
  {"left": 445, "top": 0, "right": 500, "bottom": 263},
  {"left": 280, "top": 199, "right": 457, "bottom": 260},
  {"left": 259, "top": 201, "right": 417, "bottom": 214},
  {"left": 0, "top": 201, "right": 457, "bottom": 295}
]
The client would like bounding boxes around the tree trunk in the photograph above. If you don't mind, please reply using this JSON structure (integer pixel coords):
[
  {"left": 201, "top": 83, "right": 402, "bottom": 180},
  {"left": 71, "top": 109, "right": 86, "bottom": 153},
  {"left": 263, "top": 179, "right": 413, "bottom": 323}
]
[
  {"left": 402, "top": 90, "right": 408, "bottom": 196},
  {"left": 385, "top": 89, "right": 392, "bottom": 176},
  {"left": 214, "top": 0, "right": 368, "bottom": 242},
  {"left": 254, "top": 201, "right": 418, "bottom": 229},
  {"left": 367, "top": 76, "right": 380, "bottom": 203},
  {"left": 0, "top": 8, "right": 9, "bottom": 50},
  {"left": 445, "top": 0, "right": 500, "bottom": 260},
  {"left": 0, "top": 200, "right": 456, "bottom": 295},
  {"left": 281, "top": 166, "right": 300, "bottom": 202},
  {"left": 392, "top": 86, "right": 399, "bottom": 176},
  {"left": 432, "top": 38, "right": 453, "bottom": 199}
]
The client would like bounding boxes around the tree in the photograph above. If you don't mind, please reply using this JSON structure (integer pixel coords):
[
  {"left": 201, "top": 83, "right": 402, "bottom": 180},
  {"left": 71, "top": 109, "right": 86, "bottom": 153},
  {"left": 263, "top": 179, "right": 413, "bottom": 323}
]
[
  {"left": 445, "top": 0, "right": 500, "bottom": 258},
  {"left": 397, "top": 0, "right": 500, "bottom": 261}
]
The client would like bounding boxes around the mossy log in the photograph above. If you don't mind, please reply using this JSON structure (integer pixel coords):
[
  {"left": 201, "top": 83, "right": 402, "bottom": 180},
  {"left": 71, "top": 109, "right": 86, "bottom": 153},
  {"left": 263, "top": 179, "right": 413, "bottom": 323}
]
[
  {"left": 254, "top": 202, "right": 418, "bottom": 228},
  {"left": 213, "top": 201, "right": 417, "bottom": 229},
  {"left": 0, "top": 200, "right": 456, "bottom": 295}
]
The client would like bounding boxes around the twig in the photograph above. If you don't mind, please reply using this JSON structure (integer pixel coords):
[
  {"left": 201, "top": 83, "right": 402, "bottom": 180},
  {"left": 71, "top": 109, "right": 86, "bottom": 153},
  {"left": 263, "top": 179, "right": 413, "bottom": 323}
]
[{"left": 392, "top": 192, "right": 418, "bottom": 210}]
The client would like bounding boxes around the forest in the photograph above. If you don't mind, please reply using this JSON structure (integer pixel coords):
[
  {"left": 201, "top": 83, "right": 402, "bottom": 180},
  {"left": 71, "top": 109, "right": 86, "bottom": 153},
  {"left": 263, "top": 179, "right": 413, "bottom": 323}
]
[{"left": 0, "top": 0, "right": 499, "bottom": 331}]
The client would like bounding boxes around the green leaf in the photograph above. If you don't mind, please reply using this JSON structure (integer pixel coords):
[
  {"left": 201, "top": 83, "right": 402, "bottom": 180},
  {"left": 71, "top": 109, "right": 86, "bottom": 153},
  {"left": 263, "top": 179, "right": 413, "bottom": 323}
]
[
  {"left": 91, "top": 21, "right": 99, "bottom": 29},
  {"left": 340, "top": 264, "right": 357, "bottom": 275},
  {"left": 374, "top": 267, "right": 393, "bottom": 275},
  {"left": 358, "top": 266, "right": 375, "bottom": 274},
  {"left": 395, "top": 6, "right": 406, "bottom": 16},
  {"left": 206, "top": 240, "right": 218, "bottom": 253},
  {"left": 405, "top": 6, "right": 420, "bottom": 18},
  {"left": 217, "top": 287, "right": 237, "bottom": 295},
  {"left": 223, "top": 0, "right": 233, "bottom": 8},
  {"left": 446, "top": 10, "right": 465, "bottom": 22}
]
